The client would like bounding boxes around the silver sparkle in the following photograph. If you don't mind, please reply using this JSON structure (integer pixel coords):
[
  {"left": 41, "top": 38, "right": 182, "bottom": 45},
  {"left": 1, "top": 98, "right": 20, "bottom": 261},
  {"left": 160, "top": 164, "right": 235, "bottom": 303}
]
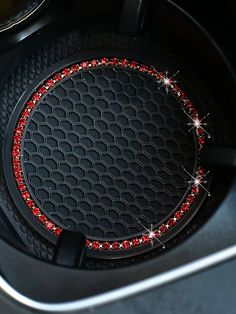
[
  {"left": 182, "top": 166, "right": 211, "bottom": 196},
  {"left": 137, "top": 220, "right": 166, "bottom": 249},
  {"left": 183, "top": 109, "right": 211, "bottom": 139},
  {"left": 158, "top": 70, "right": 179, "bottom": 94}
]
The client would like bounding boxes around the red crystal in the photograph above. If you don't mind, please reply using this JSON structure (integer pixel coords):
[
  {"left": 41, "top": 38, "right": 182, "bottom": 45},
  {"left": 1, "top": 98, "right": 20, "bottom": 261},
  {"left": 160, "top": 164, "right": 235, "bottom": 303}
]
[
  {"left": 18, "top": 183, "right": 26, "bottom": 191},
  {"left": 15, "top": 174, "right": 23, "bottom": 182},
  {"left": 121, "top": 59, "right": 128, "bottom": 66},
  {"left": 13, "top": 159, "right": 20, "bottom": 167},
  {"left": 71, "top": 64, "right": 79, "bottom": 72},
  {"left": 186, "top": 102, "right": 194, "bottom": 110},
  {"left": 192, "top": 186, "right": 199, "bottom": 194},
  {"left": 54, "top": 73, "right": 62, "bottom": 81},
  {"left": 102, "top": 242, "right": 110, "bottom": 250},
  {"left": 12, "top": 150, "right": 19, "bottom": 158},
  {"left": 32, "top": 208, "right": 40, "bottom": 216},
  {"left": 110, "top": 58, "right": 118, "bottom": 65},
  {"left": 167, "top": 218, "right": 176, "bottom": 227},
  {"left": 159, "top": 225, "right": 168, "bottom": 233},
  {"left": 187, "top": 194, "right": 195, "bottom": 203},
  {"left": 85, "top": 239, "right": 91, "bottom": 247},
  {"left": 46, "top": 221, "right": 55, "bottom": 230},
  {"left": 91, "top": 59, "right": 98, "bottom": 67},
  {"left": 140, "top": 65, "right": 148, "bottom": 72},
  {"left": 54, "top": 228, "right": 62, "bottom": 236},
  {"left": 101, "top": 58, "right": 107, "bottom": 65},
  {"left": 26, "top": 199, "right": 35, "bottom": 207},
  {"left": 18, "top": 118, "right": 27, "bottom": 126},
  {"left": 81, "top": 61, "right": 89, "bottom": 68},
  {"left": 22, "top": 109, "right": 30, "bottom": 118},
  {"left": 32, "top": 93, "right": 40, "bottom": 102},
  {"left": 122, "top": 240, "right": 130, "bottom": 249},
  {"left": 175, "top": 211, "right": 183, "bottom": 220},
  {"left": 156, "top": 72, "right": 164, "bottom": 80},
  {"left": 198, "top": 137, "right": 205, "bottom": 145},
  {"left": 38, "top": 215, "right": 47, "bottom": 223},
  {"left": 141, "top": 234, "right": 150, "bottom": 243},
  {"left": 112, "top": 242, "right": 120, "bottom": 250},
  {"left": 62, "top": 68, "right": 70, "bottom": 76},
  {"left": 15, "top": 128, "right": 23, "bottom": 135},
  {"left": 181, "top": 203, "right": 190, "bottom": 212},
  {"left": 27, "top": 101, "right": 35, "bottom": 109},
  {"left": 92, "top": 241, "right": 100, "bottom": 250},
  {"left": 130, "top": 61, "right": 137, "bottom": 68},
  {"left": 149, "top": 67, "right": 157, "bottom": 76},
  {"left": 21, "top": 191, "right": 30, "bottom": 199},
  {"left": 46, "top": 79, "right": 54, "bottom": 88},
  {"left": 38, "top": 86, "right": 46, "bottom": 94},
  {"left": 198, "top": 128, "right": 204, "bottom": 135},
  {"left": 179, "top": 91, "right": 186, "bottom": 101},
  {"left": 198, "top": 168, "right": 205, "bottom": 176},
  {"left": 132, "top": 238, "right": 140, "bottom": 246}
]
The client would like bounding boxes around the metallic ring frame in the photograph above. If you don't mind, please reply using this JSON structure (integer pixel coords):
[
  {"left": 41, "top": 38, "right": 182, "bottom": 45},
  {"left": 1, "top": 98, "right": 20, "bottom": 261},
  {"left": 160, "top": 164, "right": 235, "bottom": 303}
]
[{"left": 1, "top": 245, "right": 236, "bottom": 312}]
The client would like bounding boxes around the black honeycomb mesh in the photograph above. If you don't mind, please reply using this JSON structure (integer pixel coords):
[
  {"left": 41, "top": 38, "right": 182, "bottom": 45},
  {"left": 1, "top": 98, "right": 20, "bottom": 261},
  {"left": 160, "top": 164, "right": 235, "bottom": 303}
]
[{"left": 22, "top": 65, "right": 196, "bottom": 240}]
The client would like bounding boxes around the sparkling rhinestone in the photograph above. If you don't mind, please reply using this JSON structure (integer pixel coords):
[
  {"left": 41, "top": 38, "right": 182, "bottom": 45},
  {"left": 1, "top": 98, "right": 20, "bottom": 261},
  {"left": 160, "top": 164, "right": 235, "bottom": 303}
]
[
  {"left": 159, "top": 225, "right": 168, "bottom": 233},
  {"left": 101, "top": 58, "right": 108, "bottom": 65},
  {"left": 102, "top": 242, "right": 110, "bottom": 250},
  {"left": 167, "top": 218, "right": 176, "bottom": 227},
  {"left": 122, "top": 240, "right": 130, "bottom": 249},
  {"left": 198, "top": 168, "right": 205, "bottom": 176},
  {"left": 38, "top": 215, "right": 47, "bottom": 223},
  {"left": 32, "top": 208, "right": 40, "bottom": 216},
  {"left": 139, "top": 65, "right": 148, "bottom": 72},
  {"left": 54, "top": 73, "right": 61, "bottom": 81},
  {"left": 92, "top": 241, "right": 100, "bottom": 250},
  {"left": 46, "top": 79, "right": 54, "bottom": 88},
  {"left": 85, "top": 239, "right": 91, "bottom": 247},
  {"left": 181, "top": 203, "right": 190, "bottom": 212},
  {"left": 71, "top": 64, "right": 79, "bottom": 72},
  {"left": 18, "top": 183, "right": 26, "bottom": 191},
  {"left": 121, "top": 59, "right": 128, "bottom": 66},
  {"left": 130, "top": 61, "right": 137, "bottom": 68},
  {"left": 27, "top": 101, "right": 35, "bottom": 109},
  {"left": 112, "top": 242, "right": 120, "bottom": 250},
  {"left": 198, "top": 137, "right": 205, "bottom": 145},
  {"left": 132, "top": 238, "right": 140, "bottom": 246},
  {"left": 91, "top": 59, "right": 98, "bottom": 66},
  {"left": 62, "top": 68, "right": 70, "bottom": 76},
  {"left": 32, "top": 93, "right": 40, "bottom": 102},
  {"left": 21, "top": 191, "right": 30, "bottom": 199},
  {"left": 81, "top": 61, "right": 89, "bottom": 68},
  {"left": 46, "top": 221, "right": 55, "bottom": 230},
  {"left": 192, "top": 186, "right": 199, "bottom": 194},
  {"left": 198, "top": 128, "right": 204, "bottom": 135},
  {"left": 26, "top": 199, "right": 35, "bottom": 208},
  {"left": 38, "top": 86, "right": 46, "bottom": 94},
  {"left": 187, "top": 194, "right": 195, "bottom": 203},
  {"left": 175, "top": 211, "right": 183, "bottom": 220},
  {"left": 141, "top": 234, "right": 150, "bottom": 243},
  {"left": 22, "top": 109, "right": 30, "bottom": 118},
  {"left": 110, "top": 58, "right": 118, "bottom": 65},
  {"left": 54, "top": 228, "right": 62, "bottom": 236}
]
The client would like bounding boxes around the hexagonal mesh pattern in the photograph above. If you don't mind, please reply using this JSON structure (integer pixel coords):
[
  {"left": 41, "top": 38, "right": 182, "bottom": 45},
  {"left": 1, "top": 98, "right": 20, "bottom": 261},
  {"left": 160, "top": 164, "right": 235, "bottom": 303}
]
[{"left": 22, "top": 66, "right": 196, "bottom": 239}]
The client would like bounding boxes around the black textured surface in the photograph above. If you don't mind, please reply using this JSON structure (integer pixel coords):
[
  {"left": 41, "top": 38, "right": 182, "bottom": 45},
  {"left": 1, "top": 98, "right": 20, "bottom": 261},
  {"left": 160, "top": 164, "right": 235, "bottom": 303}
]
[
  {"left": 0, "top": 0, "right": 47, "bottom": 32},
  {"left": 22, "top": 65, "right": 196, "bottom": 240}
]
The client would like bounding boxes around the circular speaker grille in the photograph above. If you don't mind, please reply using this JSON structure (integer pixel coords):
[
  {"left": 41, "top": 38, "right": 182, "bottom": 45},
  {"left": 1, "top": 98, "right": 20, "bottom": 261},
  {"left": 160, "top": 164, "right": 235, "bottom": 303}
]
[{"left": 5, "top": 56, "right": 209, "bottom": 258}]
